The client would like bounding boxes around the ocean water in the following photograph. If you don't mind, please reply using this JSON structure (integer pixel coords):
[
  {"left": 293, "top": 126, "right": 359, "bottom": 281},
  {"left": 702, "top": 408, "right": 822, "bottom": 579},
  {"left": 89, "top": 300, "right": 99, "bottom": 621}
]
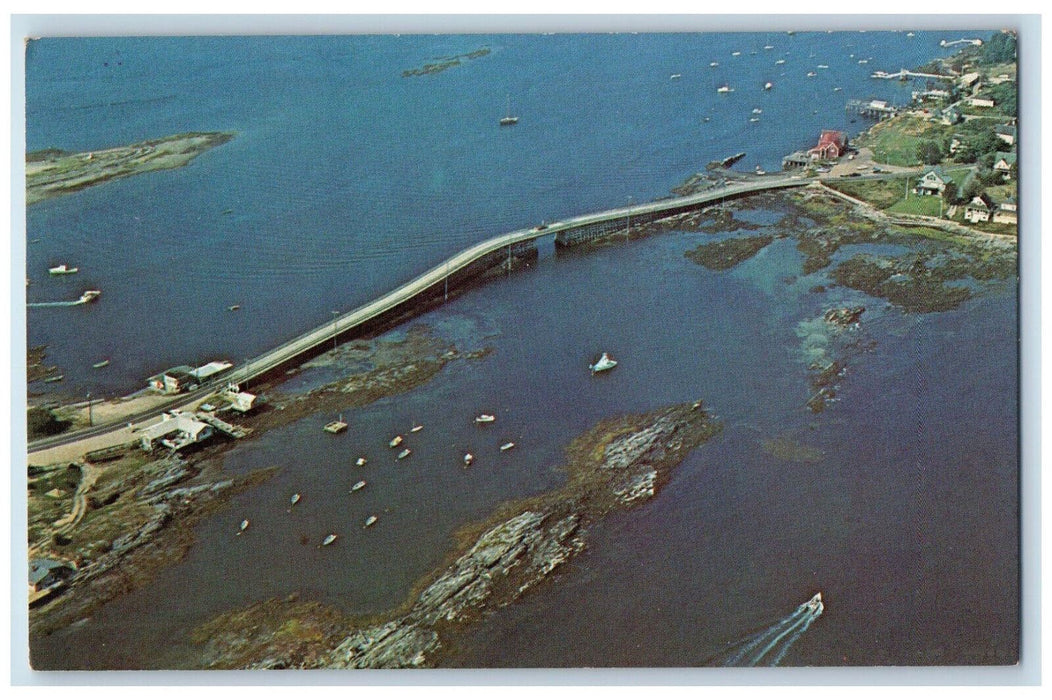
[{"left": 25, "top": 32, "right": 1018, "bottom": 669}]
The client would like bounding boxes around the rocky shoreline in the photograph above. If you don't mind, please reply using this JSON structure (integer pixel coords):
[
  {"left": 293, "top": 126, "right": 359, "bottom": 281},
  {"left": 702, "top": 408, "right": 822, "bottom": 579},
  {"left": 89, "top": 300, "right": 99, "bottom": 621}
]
[
  {"left": 27, "top": 326, "right": 487, "bottom": 649},
  {"left": 189, "top": 400, "right": 721, "bottom": 669}
]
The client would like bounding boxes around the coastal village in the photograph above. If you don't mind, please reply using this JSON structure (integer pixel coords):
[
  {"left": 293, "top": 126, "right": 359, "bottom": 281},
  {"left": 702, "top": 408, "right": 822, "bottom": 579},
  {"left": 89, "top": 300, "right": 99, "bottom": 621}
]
[
  {"left": 25, "top": 30, "right": 1018, "bottom": 669},
  {"left": 781, "top": 30, "right": 1018, "bottom": 235}
]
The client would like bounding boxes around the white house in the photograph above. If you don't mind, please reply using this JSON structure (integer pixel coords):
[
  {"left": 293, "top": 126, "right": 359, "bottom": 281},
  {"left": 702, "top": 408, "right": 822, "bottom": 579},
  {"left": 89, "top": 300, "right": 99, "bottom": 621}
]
[
  {"left": 967, "top": 96, "right": 996, "bottom": 108},
  {"left": 964, "top": 194, "right": 995, "bottom": 223},
  {"left": 993, "top": 151, "right": 1017, "bottom": 180},
  {"left": 914, "top": 167, "right": 953, "bottom": 196},
  {"left": 139, "top": 412, "right": 214, "bottom": 452}
]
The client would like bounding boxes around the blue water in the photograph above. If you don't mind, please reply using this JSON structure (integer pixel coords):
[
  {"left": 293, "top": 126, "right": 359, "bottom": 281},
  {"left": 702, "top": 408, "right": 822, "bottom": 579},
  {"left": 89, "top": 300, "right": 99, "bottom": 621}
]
[{"left": 25, "top": 32, "right": 1018, "bottom": 669}]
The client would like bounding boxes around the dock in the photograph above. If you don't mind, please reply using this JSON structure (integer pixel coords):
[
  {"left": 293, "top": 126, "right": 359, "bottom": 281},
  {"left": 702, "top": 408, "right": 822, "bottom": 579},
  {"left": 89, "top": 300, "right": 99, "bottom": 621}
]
[{"left": 197, "top": 412, "right": 251, "bottom": 439}]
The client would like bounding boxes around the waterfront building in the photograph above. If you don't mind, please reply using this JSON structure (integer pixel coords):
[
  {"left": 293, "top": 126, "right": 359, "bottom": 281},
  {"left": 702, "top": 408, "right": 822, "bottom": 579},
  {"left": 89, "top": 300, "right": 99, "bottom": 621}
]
[
  {"left": 139, "top": 412, "right": 214, "bottom": 452},
  {"left": 807, "top": 130, "right": 848, "bottom": 161},
  {"left": 992, "top": 196, "right": 1018, "bottom": 224},
  {"left": 967, "top": 96, "right": 996, "bottom": 109}
]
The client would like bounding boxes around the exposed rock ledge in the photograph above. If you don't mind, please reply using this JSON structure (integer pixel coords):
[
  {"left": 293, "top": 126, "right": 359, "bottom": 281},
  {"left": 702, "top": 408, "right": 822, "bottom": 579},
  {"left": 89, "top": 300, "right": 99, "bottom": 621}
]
[{"left": 194, "top": 400, "right": 721, "bottom": 670}]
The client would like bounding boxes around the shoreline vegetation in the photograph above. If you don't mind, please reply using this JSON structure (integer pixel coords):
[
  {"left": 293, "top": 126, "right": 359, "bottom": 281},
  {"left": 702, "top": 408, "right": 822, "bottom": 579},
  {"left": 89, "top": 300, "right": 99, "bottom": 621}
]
[
  {"left": 190, "top": 401, "right": 721, "bottom": 669},
  {"left": 402, "top": 47, "right": 491, "bottom": 78},
  {"left": 26, "top": 131, "right": 235, "bottom": 205}
]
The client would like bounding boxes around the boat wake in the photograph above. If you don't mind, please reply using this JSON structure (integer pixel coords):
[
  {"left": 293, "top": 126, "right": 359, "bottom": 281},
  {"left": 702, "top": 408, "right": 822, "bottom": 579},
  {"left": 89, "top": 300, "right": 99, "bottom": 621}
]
[
  {"left": 716, "top": 593, "right": 823, "bottom": 667},
  {"left": 28, "top": 299, "right": 87, "bottom": 308}
]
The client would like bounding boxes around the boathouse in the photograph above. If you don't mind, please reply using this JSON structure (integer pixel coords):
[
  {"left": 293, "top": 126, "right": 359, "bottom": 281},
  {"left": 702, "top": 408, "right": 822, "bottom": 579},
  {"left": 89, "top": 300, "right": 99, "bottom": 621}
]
[
  {"left": 807, "top": 130, "right": 848, "bottom": 161},
  {"left": 148, "top": 365, "right": 197, "bottom": 394}
]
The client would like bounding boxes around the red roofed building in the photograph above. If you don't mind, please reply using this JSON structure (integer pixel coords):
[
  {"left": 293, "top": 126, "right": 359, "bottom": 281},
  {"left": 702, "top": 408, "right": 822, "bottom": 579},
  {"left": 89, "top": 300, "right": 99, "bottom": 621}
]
[{"left": 807, "top": 130, "right": 848, "bottom": 161}]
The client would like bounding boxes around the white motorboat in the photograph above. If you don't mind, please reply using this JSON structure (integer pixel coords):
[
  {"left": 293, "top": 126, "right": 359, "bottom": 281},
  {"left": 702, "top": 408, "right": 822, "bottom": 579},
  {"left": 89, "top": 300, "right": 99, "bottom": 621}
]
[
  {"left": 351, "top": 480, "right": 366, "bottom": 492},
  {"left": 590, "top": 352, "right": 618, "bottom": 374},
  {"left": 77, "top": 290, "right": 101, "bottom": 304},
  {"left": 410, "top": 424, "right": 423, "bottom": 433},
  {"left": 48, "top": 264, "right": 78, "bottom": 275},
  {"left": 500, "top": 442, "right": 516, "bottom": 452},
  {"left": 717, "top": 85, "right": 733, "bottom": 94},
  {"left": 804, "top": 592, "right": 824, "bottom": 615},
  {"left": 463, "top": 453, "right": 474, "bottom": 466},
  {"left": 397, "top": 448, "right": 412, "bottom": 460},
  {"left": 364, "top": 515, "right": 378, "bottom": 528},
  {"left": 92, "top": 359, "right": 110, "bottom": 369},
  {"left": 763, "top": 45, "right": 774, "bottom": 50},
  {"left": 807, "top": 71, "right": 817, "bottom": 77},
  {"left": 228, "top": 304, "right": 241, "bottom": 311},
  {"left": 731, "top": 51, "right": 741, "bottom": 56},
  {"left": 775, "top": 59, "right": 786, "bottom": 65},
  {"left": 356, "top": 457, "right": 367, "bottom": 467},
  {"left": 290, "top": 493, "right": 301, "bottom": 506},
  {"left": 669, "top": 73, "right": 682, "bottom": 80},
  {"left": 709, "top": 61, "right": 719, "bottom": 67},
  {"left": 475, "top": 414, "right": 496, "bottom": 424},
  {"left": 764, "top": 82, "right": 773, "bottom": 90},
  {"left": 321, "top": 534, "right": 337, "bottom": 546},
  {"left": 238, "top": 519, "right": 249, "bottom": 534},
  {"left": 752, "top": 108, "right": 763, "bottom": 114},
  {"left": 389, "top": 435, "right": 403, "bottom": 448}
]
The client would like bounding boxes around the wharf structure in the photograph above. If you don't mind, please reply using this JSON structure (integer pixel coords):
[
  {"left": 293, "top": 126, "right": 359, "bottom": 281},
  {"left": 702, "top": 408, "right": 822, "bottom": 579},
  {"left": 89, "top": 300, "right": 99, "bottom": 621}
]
[
  {"left": 30, "top": 175, "right": 808, "bottom": 454},
  {"left": 845, "top": 99, "right": 900, "bottom": 120}
]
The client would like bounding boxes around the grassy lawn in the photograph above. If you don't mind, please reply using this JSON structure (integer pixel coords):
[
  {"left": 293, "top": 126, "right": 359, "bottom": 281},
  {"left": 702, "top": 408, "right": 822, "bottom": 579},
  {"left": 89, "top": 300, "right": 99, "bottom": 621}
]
[
  {"left": 828, "top": 178, "right": 910, "bottom": 208},
  {"left": 887, "top": 194, "right": 945, "bottom": 217},
  {"left": 855, "top": 115, "right": 954, "bottom": 167}
]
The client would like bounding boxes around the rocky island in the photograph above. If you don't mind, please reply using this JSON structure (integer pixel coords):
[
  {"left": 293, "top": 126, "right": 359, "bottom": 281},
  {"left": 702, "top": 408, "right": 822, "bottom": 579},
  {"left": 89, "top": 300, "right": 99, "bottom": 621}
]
[
  {"left": 26, "top": 131, "right": 235, "bottom": 205},
  {"left": 189, "top": 400, "right": 721, "bottom": 669}
]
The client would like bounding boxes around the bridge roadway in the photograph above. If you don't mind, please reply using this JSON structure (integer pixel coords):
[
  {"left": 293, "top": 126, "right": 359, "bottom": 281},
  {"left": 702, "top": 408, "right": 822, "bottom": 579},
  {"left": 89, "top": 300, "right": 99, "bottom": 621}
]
[{"left": 29, "top": 174, "right": 807, "bottom": 455}]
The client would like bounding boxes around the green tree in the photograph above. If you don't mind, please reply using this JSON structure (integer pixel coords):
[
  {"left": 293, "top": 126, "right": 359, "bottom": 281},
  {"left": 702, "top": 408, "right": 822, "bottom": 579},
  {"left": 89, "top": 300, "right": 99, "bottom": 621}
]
[
  {"left": 917, "top": 140, "right": 944, "bottom": 165},
  {"left": 985, "top": 82, "right": 1018, "bottom": 116},
  {"left": 981, "top": 31, "right": 1017, "bottom": 64}
]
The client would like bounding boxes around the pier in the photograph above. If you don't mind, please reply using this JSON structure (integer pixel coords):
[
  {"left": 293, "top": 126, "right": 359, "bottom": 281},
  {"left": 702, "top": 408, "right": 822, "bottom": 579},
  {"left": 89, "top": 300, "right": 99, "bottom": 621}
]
[
  {"left": 29, "top": 175, "right": 807, "bottom": 454},
  {"left": 869, "top": 69, "right": 953, "bottom": 81}
]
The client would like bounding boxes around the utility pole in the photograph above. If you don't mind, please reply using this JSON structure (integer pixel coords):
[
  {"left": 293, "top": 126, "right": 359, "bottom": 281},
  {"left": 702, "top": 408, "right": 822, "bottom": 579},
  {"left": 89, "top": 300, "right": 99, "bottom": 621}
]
[
  {"left": 444, "top": 260, "right": 449, "bottom": 302},
  {"left": 331, "top": 310, "right": 339, "bottom": 354},
  {"left": 86, "top": 392, "right": 92, "bottom": 427}
]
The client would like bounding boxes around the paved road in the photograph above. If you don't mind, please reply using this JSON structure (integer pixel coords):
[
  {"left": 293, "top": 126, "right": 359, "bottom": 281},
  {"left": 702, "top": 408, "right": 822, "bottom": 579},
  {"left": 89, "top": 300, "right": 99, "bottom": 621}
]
[{"left": 29, "top": 174, "right": 808, "bottom": 456}]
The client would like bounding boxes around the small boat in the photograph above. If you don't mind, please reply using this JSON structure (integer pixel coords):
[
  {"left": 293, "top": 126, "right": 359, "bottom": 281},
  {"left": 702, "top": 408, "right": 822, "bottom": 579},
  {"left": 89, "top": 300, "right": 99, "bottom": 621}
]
[
  {"left": 703, "top": 117, "right": 711, "bottom": 122},
  {"left": 804, "top": 592, "right": 823, "bottom": 614},
  {"left": 709, "top": 61, "right": 719, "bottom": 67},
  {"left": 290, "top": 493, "right": 301, "bottom": 506},
  {"left": 43, "top": 375, "right": 64, "bottom": 383},
  {"left": 410, "top": 424, "right": 423, "bottom": 433},
  {"left": 731, "top": 51, "right": 741, "bottom": 56},
  {"left": 499, "top": 95, "right": 518, "bottom": 126},
  {"left": 356, "top": 457, "right": 367, "bottom": 467},
  {"left": 324, "top": 415, "right": 348, "bottom": 434},
  {"left": 906, "top": 32, "right": 915, "bottom": 37},
  {"left": 763, "top": 45, "right": 774, "bottom": 50},
  {"left": 92, "top": 359, "right": 110, "bottom": 369},
  {"left": 78, "top": 290, "right": 101, "bottom": 304},
  {"left": 221, "top": 208, "right": 234, "bottom": 215},
  {"left": 500, "top": 442, "right": 516, "bottom": 452},
  {"left": 228, "top": 305, "right": 241, "bottom": 311},
  {"left": 817, "top": 64, "right": 829, "bottom": 69},
  {"left": 389, "top": 435, "right": 403, "bottom": 448},
  {"left": 669, "top": 73, "right": 682, "bottom": 80},
  {"left": 475, "top": 414, "right": 496, "bottom": 424},
  {"left": 749, "top": 117, "right": 760, "bottom": 123},
  {"left": 764, "top": 82, "right": 773, "bottom": 90},
  {"left": 752, "top": 108, "right": 763, "bottom": 114},
  {"left": 48, "top": 264, "right": 78, "bottom": 275},
  {"left": 806, "top": 71, "right": 817, "bottom": 77},
  {"left": 590, "top": 352, "right": 618, "bottom": 374},
  {"left": 834, "top": 87, "right": 843, "bottom": 92},
  {"left": 351, "top": 480, "right": 366, "bottom": 492},
  {"left": 858, "top": 59, "right": 868, "bottom": 64},
  {"left": 775, "top": 59, "right": 786, "bottom": 65},
  {"left": 321, "top": 534, "right": 338, "bottom": 546},
  {"left": 397, "top": 448, "right": 411, "bottom": 460},
  {"left": 364, "top": 515, "right": 378, "bottom": 528},
  {"left": 755, "top": 166, "right": 767, "bottom": 175},
  {"left": 717, "top": 85, "right": 733, "bottom": 94},
  {"left": 238, "top": 519, "right": 249, "bottom": 534},
  {"left": 463, "top": 453, "right": 474, "bottom": 466}
]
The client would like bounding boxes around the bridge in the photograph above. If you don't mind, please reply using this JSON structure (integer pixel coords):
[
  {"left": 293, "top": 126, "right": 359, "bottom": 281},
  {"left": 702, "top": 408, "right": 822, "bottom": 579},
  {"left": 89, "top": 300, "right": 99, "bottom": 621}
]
[{"left": 29, "top": 174, "right": 808, "bottom": 455}]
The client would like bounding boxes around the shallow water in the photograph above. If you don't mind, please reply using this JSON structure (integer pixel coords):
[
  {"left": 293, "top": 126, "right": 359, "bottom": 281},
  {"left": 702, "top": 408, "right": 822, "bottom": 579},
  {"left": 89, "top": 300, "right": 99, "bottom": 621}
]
[{"left": 25, "top": 32, "right": 1018, "bottom": 669}]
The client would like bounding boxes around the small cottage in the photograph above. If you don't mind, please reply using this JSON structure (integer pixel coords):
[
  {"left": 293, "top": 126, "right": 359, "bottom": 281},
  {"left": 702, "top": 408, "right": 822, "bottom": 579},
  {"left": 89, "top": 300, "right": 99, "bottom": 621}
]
[
  {"left": 967, "top": 96, "right": 996, "bottom": 109},
  {"left": 992, "top": 197, "right": 1018, "bottom": 225},
  {"left": 914, "top": 166, "right": 953, "bottom": 196},
  {"left": 139, "top": 412, "right": 214, "bottom": 452},
  {"left": 993, "top": 151, "right": 1017, "bottom": 180},
  {"left": 995, "top": 124, "right": 1017, "bottom": 146},
  {"left": 964, "top": 194, "right": 995, "bottom": 223}
]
